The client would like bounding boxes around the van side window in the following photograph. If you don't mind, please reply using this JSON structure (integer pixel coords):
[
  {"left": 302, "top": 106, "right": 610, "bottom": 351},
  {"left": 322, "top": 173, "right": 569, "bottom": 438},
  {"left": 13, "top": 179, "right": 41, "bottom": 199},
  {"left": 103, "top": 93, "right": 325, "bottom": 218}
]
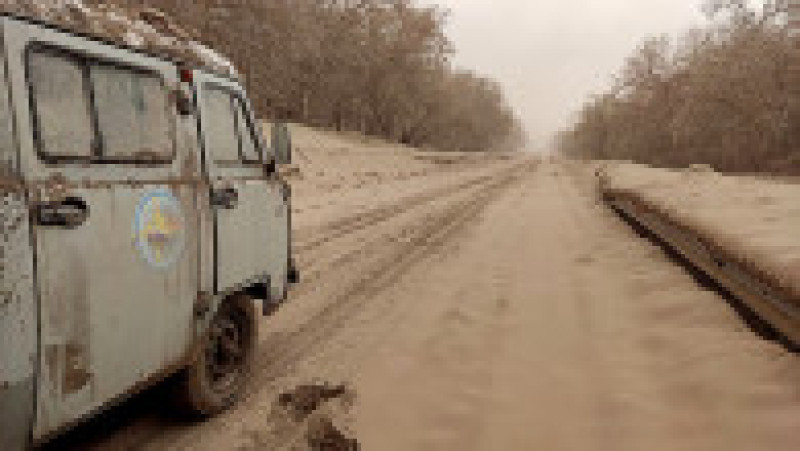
[
  {"left": 29, "top": 51, "right": 93, "bottom": 159},
  {"left": 234, "top": 98, "right": 259, "bottom": 162},
  {"left": 90, "top": 64, "right": 171, "bottom": 160},
  {"left": 203, "top": 86, "right": 262, "bottom": 164},
  {"left": 28, "top": 47, "right": 174, "bottom": 163},
  {"left": 203, "top": 87, "right": 239, "bottom": 163}
]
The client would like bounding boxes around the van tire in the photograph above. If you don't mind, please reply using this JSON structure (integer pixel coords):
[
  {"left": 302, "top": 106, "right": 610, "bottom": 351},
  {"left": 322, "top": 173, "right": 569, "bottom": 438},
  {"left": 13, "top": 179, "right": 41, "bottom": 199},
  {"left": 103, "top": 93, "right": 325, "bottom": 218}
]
[{"left": 175, "top": 294, "right": 257, "bottom": 417}]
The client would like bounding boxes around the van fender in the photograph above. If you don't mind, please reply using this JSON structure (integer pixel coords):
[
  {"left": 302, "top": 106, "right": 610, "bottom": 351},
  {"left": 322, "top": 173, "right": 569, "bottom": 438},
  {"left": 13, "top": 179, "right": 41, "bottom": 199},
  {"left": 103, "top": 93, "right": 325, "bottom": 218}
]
[{"left": 194, "top": 275, "right": 279, "bottom": 327}]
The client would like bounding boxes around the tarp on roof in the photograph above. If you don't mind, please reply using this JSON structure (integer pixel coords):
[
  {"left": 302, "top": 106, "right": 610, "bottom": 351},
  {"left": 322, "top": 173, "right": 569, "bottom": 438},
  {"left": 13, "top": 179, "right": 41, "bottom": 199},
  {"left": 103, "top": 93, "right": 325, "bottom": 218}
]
[{"left": 0, "top": 0, "right": 237, "bottom": 76}]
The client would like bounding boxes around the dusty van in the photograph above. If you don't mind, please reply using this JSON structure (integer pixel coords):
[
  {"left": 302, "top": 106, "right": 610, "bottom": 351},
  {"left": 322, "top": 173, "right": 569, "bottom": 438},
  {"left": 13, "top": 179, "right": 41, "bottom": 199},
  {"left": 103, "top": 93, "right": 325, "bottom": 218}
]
[{"left": 0, "top": 13, "right": 297, "bottom": 449}]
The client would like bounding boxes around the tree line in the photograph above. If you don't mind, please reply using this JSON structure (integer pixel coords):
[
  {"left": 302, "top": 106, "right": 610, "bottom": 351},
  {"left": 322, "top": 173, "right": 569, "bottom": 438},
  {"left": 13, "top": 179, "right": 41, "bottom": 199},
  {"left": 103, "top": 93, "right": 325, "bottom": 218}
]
[
  {"left": 98, "top": 0, "right": 525, "bottom": 153},
  {"left": 557, "top": 0, "right": 800, "bottom": 174}
]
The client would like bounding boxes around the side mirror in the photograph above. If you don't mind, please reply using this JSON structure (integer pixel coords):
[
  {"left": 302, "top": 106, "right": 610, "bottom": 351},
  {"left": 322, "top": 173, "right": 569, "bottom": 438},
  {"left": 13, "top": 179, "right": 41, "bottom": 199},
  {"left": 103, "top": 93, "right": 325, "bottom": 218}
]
[
  {"left": 173, "top": 87, "right": 195, "bottom": 116},
  {"left": 272, "top": 122, "right": 292, "bottom": 165},
  {"left": 263, "top": 157, "right": 276, "bottom": 176}
]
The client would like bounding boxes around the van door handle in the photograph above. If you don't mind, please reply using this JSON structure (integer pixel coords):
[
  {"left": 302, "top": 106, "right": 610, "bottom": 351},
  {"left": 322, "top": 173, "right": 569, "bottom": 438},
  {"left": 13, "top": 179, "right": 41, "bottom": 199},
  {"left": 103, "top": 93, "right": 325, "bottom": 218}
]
[
  {"left": 211, "top": 187, "right": 239, "bottom": 209},
  {"left": 33, "top": 197, "right": 89, "bottom": 228}
]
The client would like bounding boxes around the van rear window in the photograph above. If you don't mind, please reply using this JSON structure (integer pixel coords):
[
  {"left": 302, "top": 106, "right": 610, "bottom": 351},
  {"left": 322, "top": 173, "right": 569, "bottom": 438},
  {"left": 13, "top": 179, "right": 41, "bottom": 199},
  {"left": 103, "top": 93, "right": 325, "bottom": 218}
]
[
  {"left": 91, "top": 64, "right": 171, "bottom": 161},
  {"left": 28, "top": 47, "right": 173, "bottom": 163},
  {"left": 29, "top": 51, "right": 93, "bottom": 159}
]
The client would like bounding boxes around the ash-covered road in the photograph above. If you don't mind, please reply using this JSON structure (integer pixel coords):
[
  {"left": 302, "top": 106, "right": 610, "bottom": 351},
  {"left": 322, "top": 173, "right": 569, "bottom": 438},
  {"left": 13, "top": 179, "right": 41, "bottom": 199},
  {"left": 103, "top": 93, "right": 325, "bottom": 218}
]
[{"left": 46, "top": 140, "right": 800, "bottom": 450}]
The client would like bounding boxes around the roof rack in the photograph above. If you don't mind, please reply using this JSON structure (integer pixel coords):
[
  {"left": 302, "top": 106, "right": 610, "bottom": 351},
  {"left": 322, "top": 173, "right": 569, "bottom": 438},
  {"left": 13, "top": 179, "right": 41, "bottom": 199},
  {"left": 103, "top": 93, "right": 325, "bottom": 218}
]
[{"left": 0, "top": 10, "right": 239, "bottom": 81}]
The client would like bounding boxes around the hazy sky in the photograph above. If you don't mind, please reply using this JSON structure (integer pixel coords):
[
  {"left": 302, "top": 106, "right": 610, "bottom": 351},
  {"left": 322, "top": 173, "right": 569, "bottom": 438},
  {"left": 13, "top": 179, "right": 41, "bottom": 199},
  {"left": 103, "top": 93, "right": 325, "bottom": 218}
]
[{"left": 430, "top": 0, "right": 708, "bottom": 151}]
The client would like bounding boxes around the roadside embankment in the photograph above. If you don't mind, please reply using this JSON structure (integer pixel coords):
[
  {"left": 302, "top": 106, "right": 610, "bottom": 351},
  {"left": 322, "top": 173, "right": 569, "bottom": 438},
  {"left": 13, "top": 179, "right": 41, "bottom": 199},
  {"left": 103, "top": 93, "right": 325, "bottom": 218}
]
[{"left": 599, "top": 163, "right": 800, "bottom": 343}]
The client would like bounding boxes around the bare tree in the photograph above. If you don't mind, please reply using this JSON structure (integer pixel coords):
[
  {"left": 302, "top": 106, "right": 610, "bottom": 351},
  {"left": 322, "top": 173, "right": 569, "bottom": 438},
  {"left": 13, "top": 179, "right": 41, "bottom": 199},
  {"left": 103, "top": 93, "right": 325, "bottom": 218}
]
[
  {"left": 559, "top": 1, "right": 799, "bottom": 174},
  {"left": 97, "top": 0, "right": 522, "bottom": 152}
]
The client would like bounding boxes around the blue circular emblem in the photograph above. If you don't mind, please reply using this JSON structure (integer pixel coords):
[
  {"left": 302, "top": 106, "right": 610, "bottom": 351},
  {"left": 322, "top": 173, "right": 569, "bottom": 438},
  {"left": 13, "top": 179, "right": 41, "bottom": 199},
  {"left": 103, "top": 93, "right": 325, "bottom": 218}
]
[{"left": 132, "top": 190, "right": 186, "bottom": 269}]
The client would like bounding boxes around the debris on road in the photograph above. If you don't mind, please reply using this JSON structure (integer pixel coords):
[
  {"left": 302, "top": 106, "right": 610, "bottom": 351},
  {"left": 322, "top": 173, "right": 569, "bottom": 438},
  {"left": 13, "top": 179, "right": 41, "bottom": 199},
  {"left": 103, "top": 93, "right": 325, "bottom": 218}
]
[
  {"left": 306, "top": 416, "right": 360, "bottom": 451},
  {"left": 278, "top": 383, "right": 350, "bottom": 421},
  {"left": 39, "top": 130, "right": 799, "bottom": 451}
]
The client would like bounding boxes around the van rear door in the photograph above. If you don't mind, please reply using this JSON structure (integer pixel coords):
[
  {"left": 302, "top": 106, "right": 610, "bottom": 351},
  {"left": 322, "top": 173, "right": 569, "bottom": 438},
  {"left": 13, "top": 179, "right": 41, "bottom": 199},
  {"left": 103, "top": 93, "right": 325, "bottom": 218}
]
[{"left": 3, "top": 20, "right": 201, "bottom": 440}]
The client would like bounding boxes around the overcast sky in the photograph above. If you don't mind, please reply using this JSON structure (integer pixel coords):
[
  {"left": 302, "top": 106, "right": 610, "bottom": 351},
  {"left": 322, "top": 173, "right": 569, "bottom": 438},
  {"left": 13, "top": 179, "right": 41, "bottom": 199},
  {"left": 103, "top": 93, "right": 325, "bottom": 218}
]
[{"left": 429, "top": 0, "right": 708, "bottom": 151}]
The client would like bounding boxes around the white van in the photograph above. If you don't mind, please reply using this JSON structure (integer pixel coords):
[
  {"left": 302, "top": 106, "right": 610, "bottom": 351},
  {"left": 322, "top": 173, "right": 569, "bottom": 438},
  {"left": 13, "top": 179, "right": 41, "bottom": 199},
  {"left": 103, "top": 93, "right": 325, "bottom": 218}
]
[{"left": 0, "top": 13, "right": 297, "bottom": 449}]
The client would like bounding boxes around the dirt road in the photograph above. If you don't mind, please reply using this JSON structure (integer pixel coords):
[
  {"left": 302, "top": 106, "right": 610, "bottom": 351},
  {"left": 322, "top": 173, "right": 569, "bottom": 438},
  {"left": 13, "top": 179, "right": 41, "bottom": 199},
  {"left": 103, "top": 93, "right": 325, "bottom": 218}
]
[{"left": 49, "top": 152, "right": 800, "bottom": 450}]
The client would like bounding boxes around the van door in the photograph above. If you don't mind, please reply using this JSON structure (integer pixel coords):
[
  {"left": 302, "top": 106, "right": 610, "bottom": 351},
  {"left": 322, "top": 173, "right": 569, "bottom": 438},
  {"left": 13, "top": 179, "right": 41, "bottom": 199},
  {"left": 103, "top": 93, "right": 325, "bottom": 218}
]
[
  {"left": 0, "top": 33, "right": 37, "bottom": 451},
  {"left": 194, "top": 73, "right": 289, "bottom": 303},
  {"left": 3, "top": 22, "right": 200, "bottom": 439}
]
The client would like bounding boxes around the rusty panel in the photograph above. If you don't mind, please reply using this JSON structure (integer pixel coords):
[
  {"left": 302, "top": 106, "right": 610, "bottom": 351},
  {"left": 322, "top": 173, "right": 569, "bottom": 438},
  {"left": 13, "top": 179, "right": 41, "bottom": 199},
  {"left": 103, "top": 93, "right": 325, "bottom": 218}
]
[
  {"left": 0, "top": 189, "right": 37, "bottom": 451},
  {"left": 0, "top": 17, "right": 202, "bottom": 440},
  {"left": 1, "top": 19, "right": 37, "bottom": 449},
  {"left": 33, "top": 183, "right": 198, "bottom": 438}
]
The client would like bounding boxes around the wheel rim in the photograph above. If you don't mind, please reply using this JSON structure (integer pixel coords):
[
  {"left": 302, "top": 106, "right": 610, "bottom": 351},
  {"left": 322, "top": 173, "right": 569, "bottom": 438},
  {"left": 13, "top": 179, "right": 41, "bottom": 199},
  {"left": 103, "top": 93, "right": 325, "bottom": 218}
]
[{"left": 205, "top": 306, "right": 248, "bottom": 394}]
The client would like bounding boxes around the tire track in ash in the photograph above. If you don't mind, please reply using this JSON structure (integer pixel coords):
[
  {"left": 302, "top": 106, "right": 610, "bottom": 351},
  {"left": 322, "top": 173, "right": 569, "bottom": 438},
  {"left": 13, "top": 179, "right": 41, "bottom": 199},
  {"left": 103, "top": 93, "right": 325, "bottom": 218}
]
[
  {"left": 258, "top": 160, "right": 536, "bottom": 451},
  {"left": 293, "top": 162, "right": 512, "bottom": 255},
  {"left": 46, "top": 158, "right": 535, "bottom": 451},
  {"left": 284, "top": 161, "right": 533, "bottom": 368},
  {"left": 294, "top": 163, "right": 520, "bottom": 260},
  {"left": 147, "top": 158, "right": 537, "bottom": 450},
  {"left": 293, "top": 162, "right": 525, "bottom": 286}
]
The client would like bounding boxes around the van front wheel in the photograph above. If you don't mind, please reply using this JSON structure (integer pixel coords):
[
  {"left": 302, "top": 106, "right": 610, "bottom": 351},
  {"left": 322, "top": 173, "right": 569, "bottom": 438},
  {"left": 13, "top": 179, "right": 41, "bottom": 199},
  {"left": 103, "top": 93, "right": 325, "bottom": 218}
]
[{"left": 176, "top": 295, "right": 256, "bottom": 417}]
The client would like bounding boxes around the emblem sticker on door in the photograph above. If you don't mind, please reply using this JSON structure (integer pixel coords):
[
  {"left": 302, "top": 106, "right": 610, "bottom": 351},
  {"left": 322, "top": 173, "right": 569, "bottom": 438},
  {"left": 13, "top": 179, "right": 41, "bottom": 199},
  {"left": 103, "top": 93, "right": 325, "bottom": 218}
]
[{"left": 132, "top": 190, "right": 186, "bottom": 269}]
